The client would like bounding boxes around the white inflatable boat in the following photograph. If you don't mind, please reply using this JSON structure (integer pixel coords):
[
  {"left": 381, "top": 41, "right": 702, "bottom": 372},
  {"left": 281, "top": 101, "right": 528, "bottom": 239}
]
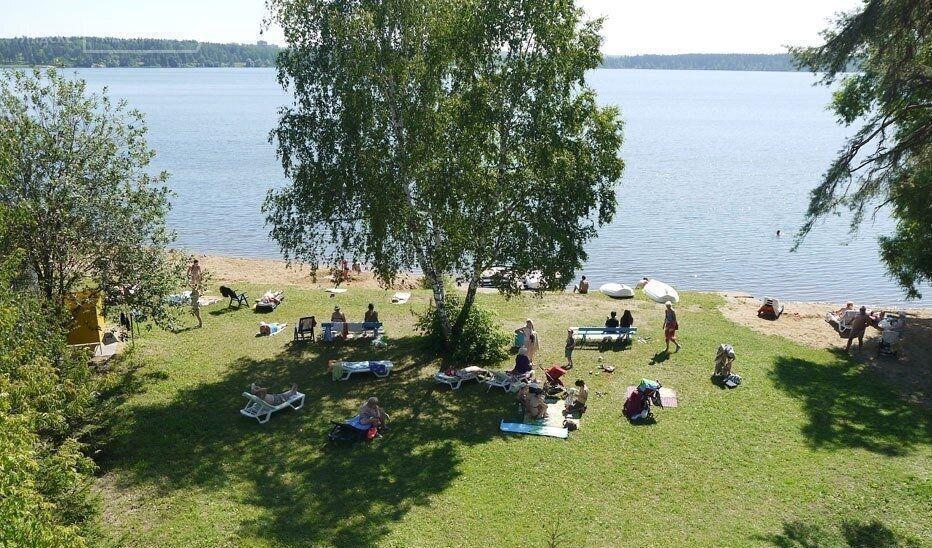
[
  {"left": 642, "top": 279, "right": 679, "bottom": 303},
  {"left": 599, "top": 283, "right": 635, "bottom": 299}
]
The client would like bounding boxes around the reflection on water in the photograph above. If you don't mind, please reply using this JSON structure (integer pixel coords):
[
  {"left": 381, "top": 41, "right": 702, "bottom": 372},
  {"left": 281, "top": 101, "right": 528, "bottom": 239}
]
[{"left": 72, "top": 68, "right": 928, "bottom": 306}]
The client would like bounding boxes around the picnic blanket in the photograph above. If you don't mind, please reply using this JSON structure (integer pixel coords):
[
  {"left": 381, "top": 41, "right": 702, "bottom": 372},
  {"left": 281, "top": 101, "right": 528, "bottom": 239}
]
[
  {"left": 524, "top": 402, "right": 570, "bottom": 428},
  {"left": 626, "top": 386, "right": 678, "bottom": 408},
  {"left": 391, "top": 292, "right": 411, "bottom": 304},
  {"left": 197, "top": 295, "right": 221, "bottom": 306}
]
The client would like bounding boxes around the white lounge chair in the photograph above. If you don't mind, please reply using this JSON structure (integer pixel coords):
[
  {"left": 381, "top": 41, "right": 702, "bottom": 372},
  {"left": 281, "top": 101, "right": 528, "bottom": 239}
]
[
  {"left": 434, "top": 367, "right": 488, "bottom": 390},
  {"left": 484, "top": 370, "right": 533, "bottom": 392},
  {"left": 240, "top": 391, "right": 305, "bottom": 424}
]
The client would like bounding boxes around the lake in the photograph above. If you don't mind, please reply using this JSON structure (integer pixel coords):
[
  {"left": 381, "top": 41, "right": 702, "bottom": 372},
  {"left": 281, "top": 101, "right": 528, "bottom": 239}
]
[{"left": 72, "top": 67, "right": 927, "bottom": 306}]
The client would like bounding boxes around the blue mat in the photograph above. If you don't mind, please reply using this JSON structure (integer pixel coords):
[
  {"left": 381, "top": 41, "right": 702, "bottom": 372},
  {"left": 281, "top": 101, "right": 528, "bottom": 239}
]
[{"left": 499, "top": 420, "right": 568, "bottom": 439}]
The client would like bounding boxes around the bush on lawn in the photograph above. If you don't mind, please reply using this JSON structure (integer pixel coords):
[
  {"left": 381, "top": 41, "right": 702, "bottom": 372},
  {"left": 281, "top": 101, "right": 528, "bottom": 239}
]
[{"left": 415, "top": 289, "right": 509, "bottom": 365}]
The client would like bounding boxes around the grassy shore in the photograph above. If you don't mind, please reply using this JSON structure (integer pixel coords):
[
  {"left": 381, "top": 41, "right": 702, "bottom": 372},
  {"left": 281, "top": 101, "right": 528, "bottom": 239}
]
[{"left": 94, "top": 282, "right": 931, "bottom": 547}]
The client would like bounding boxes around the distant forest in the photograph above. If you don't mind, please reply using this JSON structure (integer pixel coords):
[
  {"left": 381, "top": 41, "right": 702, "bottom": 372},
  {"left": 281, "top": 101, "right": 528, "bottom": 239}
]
[
  {"left": 602, "top": 53, "right": 798, "bottom": 71},
  {"left": 0, "top": 37, "right": 804, "bottom": 72},
  {"left": 0, "top": 37, "right": 281, "bottom": 68}
]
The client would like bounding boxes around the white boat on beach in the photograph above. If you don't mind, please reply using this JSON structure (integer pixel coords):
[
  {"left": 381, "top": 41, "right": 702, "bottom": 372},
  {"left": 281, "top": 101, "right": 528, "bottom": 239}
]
[
  {"left": 599, "top": 283, "right": 635, "bottom": 299},
  {"left": 642, "top": 279, "right": 679, "bottom": 303}
]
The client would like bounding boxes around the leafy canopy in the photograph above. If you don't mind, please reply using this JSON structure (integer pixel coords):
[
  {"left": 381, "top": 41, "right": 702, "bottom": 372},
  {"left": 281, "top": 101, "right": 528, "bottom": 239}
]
[
  {"left": 264, "top": 0, "right": 624, "bottom": 342},
  {"left": 0, "top": 68, "right": 189, "bottom": 324},
  {"left": 791, "top": 0, "right": 932, "bottom": 298}
]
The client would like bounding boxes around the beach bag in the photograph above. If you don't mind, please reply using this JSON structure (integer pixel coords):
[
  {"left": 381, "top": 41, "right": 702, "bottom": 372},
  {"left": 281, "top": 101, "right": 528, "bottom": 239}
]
[
  {"left": 637, "top": 379, "right": 661, "bottom": 393},
  {"left": 724, "top": 374, "right": 742, "bottom": 388}
]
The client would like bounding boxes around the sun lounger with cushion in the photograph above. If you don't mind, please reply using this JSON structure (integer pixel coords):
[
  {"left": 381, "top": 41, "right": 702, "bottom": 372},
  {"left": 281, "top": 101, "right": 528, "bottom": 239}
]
[
  {"left": 570, "top": 326, "right": 638, "bottom": 344},
  {"left": 239, "top": 390, "right": 305, "bottom": 424},
  {"left": 332, "top": 360, "right": 394, "bottom": 381}
]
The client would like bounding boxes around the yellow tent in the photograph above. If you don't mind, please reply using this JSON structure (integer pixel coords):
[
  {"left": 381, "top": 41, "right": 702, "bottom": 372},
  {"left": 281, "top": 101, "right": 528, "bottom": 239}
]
[{"left": 66, "top": 291, "right": 105, "bottom": 346}]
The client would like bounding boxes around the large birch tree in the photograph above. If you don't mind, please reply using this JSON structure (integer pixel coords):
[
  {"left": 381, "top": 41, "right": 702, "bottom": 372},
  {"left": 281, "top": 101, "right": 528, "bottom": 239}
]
[{"left": 264, "top": 0, "right": 624, "bottom": 345}]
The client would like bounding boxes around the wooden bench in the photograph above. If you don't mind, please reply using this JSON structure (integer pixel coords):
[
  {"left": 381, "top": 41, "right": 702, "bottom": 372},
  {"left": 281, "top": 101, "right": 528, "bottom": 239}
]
[{"left": 570, "top": 326, "right": 638, "bottom": 344}]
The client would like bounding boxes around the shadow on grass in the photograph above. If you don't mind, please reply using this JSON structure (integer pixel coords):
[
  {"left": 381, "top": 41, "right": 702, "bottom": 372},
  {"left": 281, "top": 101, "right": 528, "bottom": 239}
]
[
  {"left": 757, "top": 519, "right": 921, "bottom": 547},
  {"left": 770, "top": 350, "right": 930, "bottom": 456},
  {"left": 208, "top": 306, "right": 250, "bottom": 316},
  {"left": 649, "top": 351, "right": 670, "bottom": 365},
  {"left": 98, "top": 335, "right": 506, "bottom": 546}
]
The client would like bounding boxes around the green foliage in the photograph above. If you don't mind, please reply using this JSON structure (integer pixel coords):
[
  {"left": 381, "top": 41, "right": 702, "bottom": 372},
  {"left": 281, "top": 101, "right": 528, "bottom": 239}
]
[
  {"left": 0, "top": 256, "right": 98, "bottom": 547},
  {"left": 0, "top": 37, "right": 281, "bottom": 68},
  {"left": 264, "top": 0, "right": 624, "bottom": 346},
  {"left": 415, "top": 289, "right": 509, "bottom": 364},
  {"left": 0, "top": 68, "right": 187, "bottom": 326},
  {"left": 790, "top": 0, "right": 932, "bottom": 299}
]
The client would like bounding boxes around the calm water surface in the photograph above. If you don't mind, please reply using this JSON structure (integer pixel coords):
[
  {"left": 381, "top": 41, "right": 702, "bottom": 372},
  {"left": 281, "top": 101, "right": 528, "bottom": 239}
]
[{"left": 73, "top": 68, "right": 928, "bottom": 306}]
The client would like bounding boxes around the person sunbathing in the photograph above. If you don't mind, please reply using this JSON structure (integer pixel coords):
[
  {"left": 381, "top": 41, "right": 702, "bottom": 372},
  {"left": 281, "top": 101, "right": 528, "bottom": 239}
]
[
  {"left": 250, "top": 383, "right": 299, "bottom": 405},
  {"left": 331, "top": 306, "right": 347, "bottom": 323},
  {"left": 260, "top": 290, "right": 283, "bottom": 304},
  {"left": 359, "top": 397, "right": 389, "bottom": 428},
  {"left": 564, "top": 379, "right": 589, "bottom": 415},
  {"left": 521, "top": 385, "right": 548, "bottom": 419},
  {"left": 258, "top": 322, "right": 287, "bottom": 336},
  {"left": 834, "top": 301, "right": 855, "bottom": 317},
  {"left": 511, "top": 347, "right": 533, "bottom": 377}
]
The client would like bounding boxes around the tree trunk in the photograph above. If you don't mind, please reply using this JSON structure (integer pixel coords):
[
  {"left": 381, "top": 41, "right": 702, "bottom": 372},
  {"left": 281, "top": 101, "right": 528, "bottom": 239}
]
[
  {"left": 425, "top": 268, "right": 452, "bottom": 348},
  {"left": 451, "top": 277, "right": 479, "bottom": 339}
]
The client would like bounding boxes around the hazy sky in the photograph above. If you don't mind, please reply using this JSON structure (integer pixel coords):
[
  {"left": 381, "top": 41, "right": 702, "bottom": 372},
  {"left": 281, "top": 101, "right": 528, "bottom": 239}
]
[{"left": 0, "top": 0, "right": 862, "bottom": 54}]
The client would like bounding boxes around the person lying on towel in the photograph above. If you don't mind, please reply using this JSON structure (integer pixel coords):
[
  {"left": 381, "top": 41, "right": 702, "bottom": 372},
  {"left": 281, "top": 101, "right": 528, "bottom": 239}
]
[
  {"left": 258, "top": 322, "right": 286, "bottom": 336},
  {"left": 250, "top": 383, "right": 299, "bottom": 405},
  {"left": 359, "top": 397, "right": 390, "bottom": 428}
]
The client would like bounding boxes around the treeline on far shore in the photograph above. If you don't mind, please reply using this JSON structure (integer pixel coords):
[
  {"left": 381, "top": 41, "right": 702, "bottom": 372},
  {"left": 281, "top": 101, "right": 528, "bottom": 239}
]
[
  {"left": 1, "top": 38, "right": 816, "bottom": 72},
  {"left": 0, "top": 37, "right": 281, "bottom": 68}
]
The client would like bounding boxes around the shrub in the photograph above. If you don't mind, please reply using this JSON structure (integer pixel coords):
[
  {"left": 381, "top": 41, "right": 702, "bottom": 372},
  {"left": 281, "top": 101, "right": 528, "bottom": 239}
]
[{"left": 415, "top": 290, "right": 509, "bottom": 364}]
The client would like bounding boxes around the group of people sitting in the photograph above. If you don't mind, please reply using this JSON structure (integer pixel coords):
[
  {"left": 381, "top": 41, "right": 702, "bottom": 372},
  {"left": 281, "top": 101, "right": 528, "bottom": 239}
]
[
  {"left": 828, "top": 301, "right": 908, "bottom": 351},
  {"left": 330, "top": 303, "right": 380, "bottom": 324}
]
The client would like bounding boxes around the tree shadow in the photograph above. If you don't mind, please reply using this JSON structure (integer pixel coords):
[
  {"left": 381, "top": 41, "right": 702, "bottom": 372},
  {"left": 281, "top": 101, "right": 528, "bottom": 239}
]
[
  {"left": 756, "top": 519, "right": 921, "bottom": 547},
  {"left": 97, "top": 334, "right": 507, "bottom": 546},
  {"left": 770, "top": 350, "right": 930, "bottom": 456}
]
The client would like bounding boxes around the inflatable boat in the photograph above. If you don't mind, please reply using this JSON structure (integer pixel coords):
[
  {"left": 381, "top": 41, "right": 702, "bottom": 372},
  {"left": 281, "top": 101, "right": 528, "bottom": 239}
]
[{"left": 599, "top": 283, "right": 635, "bottom": 299}]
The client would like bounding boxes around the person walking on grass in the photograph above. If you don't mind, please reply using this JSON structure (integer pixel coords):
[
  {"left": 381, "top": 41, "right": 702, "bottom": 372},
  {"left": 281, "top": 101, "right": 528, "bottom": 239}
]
[
  {"left": 191, "top": 286, "right": 203, "bottom": 328},
  {"left": 564, "top": 329, "right": 575, "bottom": 369},
  {"left": 663, "top": 302, "right": 681, "bottom": 353}
]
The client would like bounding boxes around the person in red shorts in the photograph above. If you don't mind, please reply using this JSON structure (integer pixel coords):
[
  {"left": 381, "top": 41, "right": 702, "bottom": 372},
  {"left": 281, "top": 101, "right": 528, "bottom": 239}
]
[{"left": 663, "top": 302, "right": 681, "bottom": 353}]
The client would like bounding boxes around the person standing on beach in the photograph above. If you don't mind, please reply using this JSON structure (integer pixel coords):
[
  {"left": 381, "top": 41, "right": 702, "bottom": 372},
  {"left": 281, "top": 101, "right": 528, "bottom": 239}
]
[
  {"left": 187, "top": 259, "right": 203, "bottom": 328},
  {"left": 663, "top": 302, "right": 681, "bottom": 353},
  {"left": 564, "top": 329, "right": 575, "bottom": 369},
  {"left": 187, "top": 259, "right": 202, "bottom": 287}
]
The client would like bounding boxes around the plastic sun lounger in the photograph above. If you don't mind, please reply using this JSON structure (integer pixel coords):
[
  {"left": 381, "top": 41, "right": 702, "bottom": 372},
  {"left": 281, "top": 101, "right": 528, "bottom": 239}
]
[
  {"left": 484, "top": 371, "right": 532, "bottom": 392},
  {"left": 434, "top": 369, "right": 486, "bottom": 390},
  {"left": 240, "top": 391, "right": 305, "bottom": 424},
  {"left": 334, "top": 360, "right": 394, "bottom": 381},
  {"left": 571, "top": 326, "right": 638, "bottom": 344}
]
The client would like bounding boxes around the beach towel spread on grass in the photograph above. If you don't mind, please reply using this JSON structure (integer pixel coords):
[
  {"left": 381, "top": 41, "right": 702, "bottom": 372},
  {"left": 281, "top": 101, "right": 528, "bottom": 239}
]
[
  {"left": 626, "top": 386, "right": 678, "bottom": 407},
  {"left": 500, "top": 420, "right": 568, "bottom": 439},
  {"left": 325, "top": 288, "right": 348, "bottom": 294},
  {"left": 391, "top": 292, "right": 410, "bottom": 304},
  {"left": 524, "top": 402, "right": 572, "bottom": 428}
]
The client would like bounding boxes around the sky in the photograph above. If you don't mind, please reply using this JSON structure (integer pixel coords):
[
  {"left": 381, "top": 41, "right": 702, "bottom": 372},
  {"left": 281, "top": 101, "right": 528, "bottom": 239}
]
[{"left": 0, "top": 0, "right": 863, "bottom": 54}]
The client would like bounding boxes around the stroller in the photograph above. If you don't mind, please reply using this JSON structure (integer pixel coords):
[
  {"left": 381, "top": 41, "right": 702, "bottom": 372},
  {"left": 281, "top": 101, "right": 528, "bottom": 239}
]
[
  {"left": 624, "top": 379, "right": 662, "bottom": 422},
  {"left": 542, "top": 366, "right": 568, "bottom": 397},
  {"left": 327, "top": 415, "right": 378, "bottom": 443}
]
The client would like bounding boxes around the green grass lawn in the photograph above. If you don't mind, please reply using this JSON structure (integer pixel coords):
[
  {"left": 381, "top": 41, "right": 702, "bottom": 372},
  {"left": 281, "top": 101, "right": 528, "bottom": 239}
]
[{"left": 95, "top": 284, "right": 931, "bottom": 547}]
